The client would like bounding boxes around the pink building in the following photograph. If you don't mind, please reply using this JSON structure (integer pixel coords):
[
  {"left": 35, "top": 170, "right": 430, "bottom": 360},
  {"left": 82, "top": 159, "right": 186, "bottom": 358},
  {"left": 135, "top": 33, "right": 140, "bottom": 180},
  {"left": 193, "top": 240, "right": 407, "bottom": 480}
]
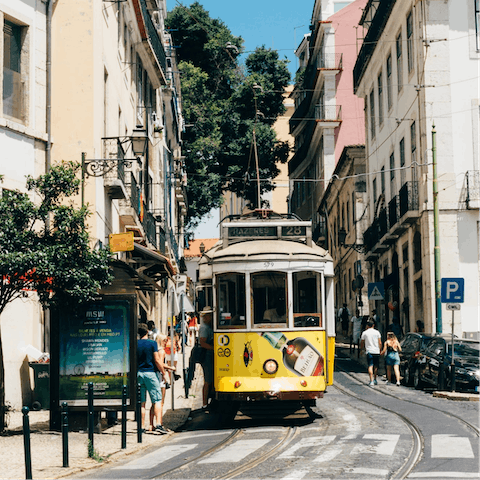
[{"left": 289, "top": 0, "right": 367, "bottom": 234}]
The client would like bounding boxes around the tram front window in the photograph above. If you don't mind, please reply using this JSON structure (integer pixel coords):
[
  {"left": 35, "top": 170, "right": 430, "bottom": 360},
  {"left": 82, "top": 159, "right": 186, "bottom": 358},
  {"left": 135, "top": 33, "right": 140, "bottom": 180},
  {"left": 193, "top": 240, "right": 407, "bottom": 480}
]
[
  {"left": 217, "top": 273, "right": 246, "bottom": 329},
  {"left": 251, "top": 272, "right": 287, "bottom": 326},
  {"left": 293, "top": 271, "right": 322, "bottom": 327}
]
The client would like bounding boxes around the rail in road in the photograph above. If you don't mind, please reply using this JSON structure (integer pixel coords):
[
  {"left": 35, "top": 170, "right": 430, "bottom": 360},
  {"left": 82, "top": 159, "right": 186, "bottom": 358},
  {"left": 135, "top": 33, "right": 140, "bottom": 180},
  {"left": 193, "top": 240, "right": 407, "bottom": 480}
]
[{"left": 334, "top": 356, "right": 479, "bottom": 479}]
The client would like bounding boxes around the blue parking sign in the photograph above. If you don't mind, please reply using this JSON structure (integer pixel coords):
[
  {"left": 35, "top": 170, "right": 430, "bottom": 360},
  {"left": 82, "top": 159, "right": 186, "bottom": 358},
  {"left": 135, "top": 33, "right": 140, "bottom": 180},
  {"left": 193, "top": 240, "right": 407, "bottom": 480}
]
[{"left": 441, "top": 278, "right": 464, "bottom": 303}]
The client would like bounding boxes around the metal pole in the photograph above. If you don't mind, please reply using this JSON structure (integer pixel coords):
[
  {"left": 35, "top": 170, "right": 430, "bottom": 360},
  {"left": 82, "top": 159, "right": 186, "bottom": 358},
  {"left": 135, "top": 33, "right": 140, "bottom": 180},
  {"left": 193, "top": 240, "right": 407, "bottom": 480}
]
[
  {"left": 87, "top": 382, "right": 94, "bottom": 457},
  {"left": 450, "top": 310, "right": 456, "bottom": 391},
  {"left": 22, "top": 407, "right": 32, "bottom": 480},
  {"left": 81, "top": 152, "right": 86, "bottom": 207},
  {"left": 171, "top": 288, "right": 175, "bottom": 411},
  {"left": 432, "top": 124, "right": 442, "bottom": 333},
  {"left": 61, "top": 402, "right": 69, "bottom": 467},
  {"left": 136, "top": 383, "right": 142, "bottom": 443},
  {"left": 121, "top": 385, "right": 127, "bottom": 449}
]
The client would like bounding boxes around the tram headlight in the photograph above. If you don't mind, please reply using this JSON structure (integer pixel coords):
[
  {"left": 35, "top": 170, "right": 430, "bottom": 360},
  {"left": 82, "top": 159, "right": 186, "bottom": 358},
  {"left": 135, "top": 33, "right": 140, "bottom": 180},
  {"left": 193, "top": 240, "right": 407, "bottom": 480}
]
[
  {"left": 234, "top": 381, "right": 241, "bottom": 388},
  {"left": 263, "top": 359, "right": 278, "bottom": 375}
]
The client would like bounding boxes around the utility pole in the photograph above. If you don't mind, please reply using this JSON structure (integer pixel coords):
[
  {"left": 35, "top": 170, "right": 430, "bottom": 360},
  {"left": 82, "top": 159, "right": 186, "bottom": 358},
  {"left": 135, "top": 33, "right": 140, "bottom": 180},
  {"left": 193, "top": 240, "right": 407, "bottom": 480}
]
[{"left": 432, "top": 124, "right": 442, "bottom": 333}]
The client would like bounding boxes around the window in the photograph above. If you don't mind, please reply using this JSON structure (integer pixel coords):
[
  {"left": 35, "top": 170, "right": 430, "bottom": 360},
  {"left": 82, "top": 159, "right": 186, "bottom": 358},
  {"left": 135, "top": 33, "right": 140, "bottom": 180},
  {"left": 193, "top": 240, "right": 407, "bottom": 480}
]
[
  {"left": 410, "top": 121, "right": 417, "bottom": 164},
  {"left": 252, "top": 272, "right": 287, "bottom": 326},
  {"left": 407, "top": 11, "right": 414, "bottom": 73},
  {"left": 386, "top": 54, "right": 393, "bottom": 110},
  {"left": 373, "top": 177, "right": 377, "bottom": 204},
  {"left": 381, "top": 166, "right": 385, "bottom": 194},
  {"left": 476, "top": 0, "right": 480, "bottom": 51},
  {"left": 396, "top": 31, "right": 403, "bottom": 93},
  {"left": 3, "top": 20, "right": 25, "bottom": 122},
  {"left": 390, "top": 152, "right": 395, "bottom": 181},
  {"left": 377, "top": 71, "right": 384, "bottom": 125},
  {"left": 369, "top": 89, "right": 375, "bottom": 139},
  {"left": 293, "top": 272, "right": 322, "bottom": 327},
  {"left": 400, "top": 137, "right": 406, "bottom": 185},
  {"left": 217, "top": 273, "right": 246, "bottom": 329},
  {"left": 351, "top": 191, "right": 355, "bottom": 225}
]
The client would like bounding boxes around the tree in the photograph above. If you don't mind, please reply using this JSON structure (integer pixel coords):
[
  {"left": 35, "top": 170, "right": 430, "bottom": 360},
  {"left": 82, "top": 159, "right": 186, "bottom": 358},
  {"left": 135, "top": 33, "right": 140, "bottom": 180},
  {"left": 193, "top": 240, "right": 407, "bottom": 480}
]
[
  {"left": 0, "top": 163, "right": 113, "bottom": 431},
  {"left": 166, "top": 3, "right": 290, "bottom": 230}
]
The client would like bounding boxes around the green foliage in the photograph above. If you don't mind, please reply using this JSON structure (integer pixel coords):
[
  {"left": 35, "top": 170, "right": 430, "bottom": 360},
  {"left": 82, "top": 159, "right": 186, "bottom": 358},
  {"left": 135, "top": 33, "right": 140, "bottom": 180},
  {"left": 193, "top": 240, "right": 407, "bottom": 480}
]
[
  {"left": 166, "top": 3, "right": 290, "bottom": 230},
  {"left": 0, "top": 162, "right": 113, "bottom": 316}
]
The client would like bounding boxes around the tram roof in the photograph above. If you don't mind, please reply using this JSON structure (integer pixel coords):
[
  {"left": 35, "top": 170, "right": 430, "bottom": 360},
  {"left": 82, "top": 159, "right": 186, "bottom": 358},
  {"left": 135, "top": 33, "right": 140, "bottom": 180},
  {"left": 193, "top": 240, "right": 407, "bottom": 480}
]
[{"left": 199, "top": 239, "right": 332, "bottom": 264}]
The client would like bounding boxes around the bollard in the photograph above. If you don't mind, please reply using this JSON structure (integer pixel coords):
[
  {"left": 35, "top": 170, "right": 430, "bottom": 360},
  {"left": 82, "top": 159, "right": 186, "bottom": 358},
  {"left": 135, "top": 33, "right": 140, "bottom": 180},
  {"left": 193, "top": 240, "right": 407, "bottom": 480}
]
[
  {"left": 121, "top": 385, "right": 127, "bottom": 449},
  {"left": 88, "top": 382, "right": 94, "bottom": 457},
  {"left": 22, "top": 406, "right": 32, "bottom": 480},
  {"left": 61, "top": 402, "right": 69, "bottom": 467},
  {"left": 136, "top": 383, "right": 142, "bottom": 443}
]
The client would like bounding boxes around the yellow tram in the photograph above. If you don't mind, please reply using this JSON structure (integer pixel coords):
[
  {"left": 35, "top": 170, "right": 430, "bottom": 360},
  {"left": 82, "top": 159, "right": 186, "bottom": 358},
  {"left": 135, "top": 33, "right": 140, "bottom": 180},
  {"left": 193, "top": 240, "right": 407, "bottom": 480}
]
[{"left": 197, "top": 210, "right": 335, "bottom": 417}]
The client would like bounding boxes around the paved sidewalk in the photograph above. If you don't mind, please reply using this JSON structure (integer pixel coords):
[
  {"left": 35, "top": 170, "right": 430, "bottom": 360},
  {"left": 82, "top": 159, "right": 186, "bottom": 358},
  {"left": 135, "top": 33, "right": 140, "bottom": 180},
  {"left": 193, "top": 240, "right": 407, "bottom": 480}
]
[{"left": 0, "top": 345, "right": 204, "bottom": 480}]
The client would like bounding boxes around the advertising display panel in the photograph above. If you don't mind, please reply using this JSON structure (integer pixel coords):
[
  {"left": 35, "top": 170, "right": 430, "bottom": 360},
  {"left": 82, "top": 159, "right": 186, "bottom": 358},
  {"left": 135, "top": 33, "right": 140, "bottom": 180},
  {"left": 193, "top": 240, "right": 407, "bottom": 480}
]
[{"left": 58, "top": 295, "right": 136, "bottom": 406}]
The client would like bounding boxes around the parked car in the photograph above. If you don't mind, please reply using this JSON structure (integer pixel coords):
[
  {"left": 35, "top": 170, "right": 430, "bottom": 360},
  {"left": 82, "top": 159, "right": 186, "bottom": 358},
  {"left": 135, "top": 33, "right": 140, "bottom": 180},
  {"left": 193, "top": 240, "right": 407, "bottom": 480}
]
[
  {"left": 399, "top": 332, "right": 434, "bottom": 385},
  {"left": 413, "top": 336, "right": 480, "bottom": 393}
]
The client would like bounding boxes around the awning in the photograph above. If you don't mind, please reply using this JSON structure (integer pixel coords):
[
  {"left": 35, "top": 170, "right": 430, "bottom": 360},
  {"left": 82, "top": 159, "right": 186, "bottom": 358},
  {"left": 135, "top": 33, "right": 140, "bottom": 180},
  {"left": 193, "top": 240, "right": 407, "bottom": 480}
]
[{"left": 124, "top": 244, "right": 175, "bottom": 291}]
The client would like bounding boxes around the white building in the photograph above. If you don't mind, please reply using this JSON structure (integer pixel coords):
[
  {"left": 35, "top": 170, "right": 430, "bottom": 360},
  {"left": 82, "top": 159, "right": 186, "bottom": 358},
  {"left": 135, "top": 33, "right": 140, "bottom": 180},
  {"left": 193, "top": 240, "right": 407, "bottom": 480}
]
[
  {"left": 354, "top": 0, "right": 479, "bottom": 336},
  {"left": 0, "top": 0, "right": 49, "bottom": 415}
]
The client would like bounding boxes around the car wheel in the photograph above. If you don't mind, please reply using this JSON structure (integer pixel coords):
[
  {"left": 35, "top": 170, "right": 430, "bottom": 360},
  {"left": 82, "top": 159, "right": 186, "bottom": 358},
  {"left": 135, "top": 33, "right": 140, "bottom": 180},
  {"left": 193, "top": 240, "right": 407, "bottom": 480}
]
[{"left": 413, "top": 368, "right": 423, "bottom": 390}]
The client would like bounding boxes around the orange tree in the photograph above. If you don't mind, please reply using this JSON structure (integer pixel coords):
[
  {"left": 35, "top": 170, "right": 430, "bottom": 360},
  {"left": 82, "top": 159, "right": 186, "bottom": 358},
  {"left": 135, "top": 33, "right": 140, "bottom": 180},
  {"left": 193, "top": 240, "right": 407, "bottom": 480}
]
[{"left": 0, "top": 163, "right": 112, "bottom": 431}]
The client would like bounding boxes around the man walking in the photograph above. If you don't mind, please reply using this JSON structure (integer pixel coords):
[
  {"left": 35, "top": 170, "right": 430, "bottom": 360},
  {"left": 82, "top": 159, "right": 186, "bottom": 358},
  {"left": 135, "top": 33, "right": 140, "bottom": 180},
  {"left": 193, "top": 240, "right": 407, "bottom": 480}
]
[
  {"left": 137, "top": 323, "right": 168, "bottom": 434},
  {"left": 360, "top": 319, "right": 382, "bottom": 387}
]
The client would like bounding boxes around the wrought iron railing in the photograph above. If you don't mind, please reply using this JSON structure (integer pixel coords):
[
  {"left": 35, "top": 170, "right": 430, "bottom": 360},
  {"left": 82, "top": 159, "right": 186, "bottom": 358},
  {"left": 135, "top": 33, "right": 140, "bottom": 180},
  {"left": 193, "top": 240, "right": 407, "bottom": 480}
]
[
  {"left": 129, "top": 173, "right": 141, "bottom": 218},
  {"left": 158, "top": 227, "right": 167, "bottom": 255},
  {"left": 169, "top": 228, "right": 180, "bottom": 266},
  {"left": 388, "top": 195, "right": 398, "bottom": 229},
  {"left": 315, "top": 104, "right": 342, "bottom": 122},
  {"left": 466, "top": 170, "right": 480, "bottom": 209},
  {"left": 378, "top": 207, "right": 388, "bottom": 238},
  {"left": 316, "top": 53, "right": 343, "bottom": 70},
  {"left": 289, "top": 94, "right": 312, "bottom": 133},
  {"left": 142, "top": 209, "right": 157, "bottom": 248},
  {"left": 353, "top": 0, "right": 397, "bottom": 92},
  {"left": 399, "top": 181, "right": 419, "bottom": 217},
  {"left": 139, "top": 0, "right": 167, "bottom": 73}
]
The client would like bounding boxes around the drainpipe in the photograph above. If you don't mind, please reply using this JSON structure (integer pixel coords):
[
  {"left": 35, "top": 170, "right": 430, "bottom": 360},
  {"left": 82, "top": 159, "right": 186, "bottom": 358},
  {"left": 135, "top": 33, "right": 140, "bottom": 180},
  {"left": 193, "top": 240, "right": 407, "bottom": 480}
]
[
  {"left": 432, "top": 123, "right": 442, "bottom": 333},
  {"left": 46, "top": 0, "right": 53, "bottom": 172}
]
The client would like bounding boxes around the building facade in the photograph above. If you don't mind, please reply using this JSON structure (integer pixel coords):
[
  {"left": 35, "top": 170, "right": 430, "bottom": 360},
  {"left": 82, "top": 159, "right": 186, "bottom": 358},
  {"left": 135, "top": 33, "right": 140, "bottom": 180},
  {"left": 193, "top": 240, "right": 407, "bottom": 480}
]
[
  {"left": 0, "top": 0, "right": 49, "bottom": 412},
  {"left": 0, "top": 0, "right": 186, "bottom": 411},
  {"left": 354, "top": 0, "right": 479, "bottom": 337},
  {"left": 289, "top": 0, "right": 367, "bottom": 319}
]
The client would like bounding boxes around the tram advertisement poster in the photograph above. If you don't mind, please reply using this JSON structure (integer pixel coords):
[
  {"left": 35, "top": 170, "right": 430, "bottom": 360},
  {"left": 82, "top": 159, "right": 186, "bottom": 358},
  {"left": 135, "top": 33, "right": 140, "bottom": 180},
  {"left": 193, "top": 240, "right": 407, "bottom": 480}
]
[
  {"left": 215, "top": 331, "right": 326, "bottom": 379},
  {"left": 58, "top": 296, "right": 134, "bottom": 406}
]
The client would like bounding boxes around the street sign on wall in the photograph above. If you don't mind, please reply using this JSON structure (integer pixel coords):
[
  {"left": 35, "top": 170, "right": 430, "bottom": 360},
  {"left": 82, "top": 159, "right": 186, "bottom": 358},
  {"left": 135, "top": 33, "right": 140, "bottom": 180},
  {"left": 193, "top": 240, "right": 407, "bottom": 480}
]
[
  {"left": 368, "top": 282, "right": 385, "bottom": 300},
  {"left": 441, "top": 278, "right": 464, "bottom": 303}
]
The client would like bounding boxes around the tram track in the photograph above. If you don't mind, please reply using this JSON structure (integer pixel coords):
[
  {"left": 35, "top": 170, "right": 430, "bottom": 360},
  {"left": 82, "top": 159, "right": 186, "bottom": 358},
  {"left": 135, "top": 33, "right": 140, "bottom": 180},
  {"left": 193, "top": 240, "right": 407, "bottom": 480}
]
[
  {"left": 150, "top": 425, "right": 299, "bottom": 480},
  {"left": 334, "top": 364, "right": 480, "bottom": 479},
  {"left": 150, "top": 428, "right": 242, "bottom": 479}
]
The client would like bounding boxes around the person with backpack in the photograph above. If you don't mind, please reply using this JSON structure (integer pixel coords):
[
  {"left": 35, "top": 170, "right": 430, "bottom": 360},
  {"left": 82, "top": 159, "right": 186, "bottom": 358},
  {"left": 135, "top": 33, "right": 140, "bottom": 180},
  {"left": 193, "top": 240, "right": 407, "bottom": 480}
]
[{"left": 338, "top": 303, "right": 350, "bottom": 338}]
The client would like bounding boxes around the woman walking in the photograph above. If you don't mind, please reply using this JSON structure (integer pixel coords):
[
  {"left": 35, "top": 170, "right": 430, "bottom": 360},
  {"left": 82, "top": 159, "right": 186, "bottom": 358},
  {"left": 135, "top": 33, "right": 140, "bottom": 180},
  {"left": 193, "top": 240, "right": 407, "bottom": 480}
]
[{"left": 381, "top": 331, "right": 402, "bottom": 386}]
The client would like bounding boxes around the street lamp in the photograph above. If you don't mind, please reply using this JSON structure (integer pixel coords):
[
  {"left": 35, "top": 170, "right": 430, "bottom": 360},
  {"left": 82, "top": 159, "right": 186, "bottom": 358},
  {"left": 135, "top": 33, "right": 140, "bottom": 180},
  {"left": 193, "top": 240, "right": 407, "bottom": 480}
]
[
  {"left": 199, "top": 242, "right": 205, "bottom": 254},
  {"left": 338, "top": 227, "right": 366, "bottom": 253},
  {"left": 81, "top": 130, "right": 149, "bottom": 205}
]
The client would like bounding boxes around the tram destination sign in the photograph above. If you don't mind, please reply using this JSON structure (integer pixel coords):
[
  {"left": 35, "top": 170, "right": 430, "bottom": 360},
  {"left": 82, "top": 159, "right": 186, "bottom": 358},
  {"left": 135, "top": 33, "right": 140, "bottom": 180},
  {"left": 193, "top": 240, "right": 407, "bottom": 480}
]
[{"left": 228, "top": 225, "right": 307, "bottom": 239}]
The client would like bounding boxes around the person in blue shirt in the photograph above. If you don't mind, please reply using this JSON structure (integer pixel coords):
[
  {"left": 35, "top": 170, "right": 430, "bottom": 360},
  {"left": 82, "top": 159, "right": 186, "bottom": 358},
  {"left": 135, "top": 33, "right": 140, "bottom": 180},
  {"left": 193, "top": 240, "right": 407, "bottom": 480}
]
[{"left": 137, "top": 323, "right": 169, "bottom": 434}]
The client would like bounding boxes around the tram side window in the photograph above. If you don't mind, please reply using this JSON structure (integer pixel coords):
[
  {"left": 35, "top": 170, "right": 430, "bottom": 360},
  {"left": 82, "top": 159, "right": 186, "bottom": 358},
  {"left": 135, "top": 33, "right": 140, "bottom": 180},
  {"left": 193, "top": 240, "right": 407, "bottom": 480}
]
[
  {"left": 251, "top": 272, "right": 287, "bottom": 326},
  {"left": 217, "top": 273, "right": 246, "bottom": 329},
  {"left": 293, "top": 272, "right": 322, "bottom": 328}
]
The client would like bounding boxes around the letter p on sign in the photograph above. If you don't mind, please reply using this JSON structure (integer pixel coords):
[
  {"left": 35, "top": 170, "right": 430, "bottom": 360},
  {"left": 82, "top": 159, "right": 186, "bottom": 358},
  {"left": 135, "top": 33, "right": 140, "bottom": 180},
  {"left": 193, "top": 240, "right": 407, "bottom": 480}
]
[{"left": 441, "top": 278, "right": 464, "bottom": 303}]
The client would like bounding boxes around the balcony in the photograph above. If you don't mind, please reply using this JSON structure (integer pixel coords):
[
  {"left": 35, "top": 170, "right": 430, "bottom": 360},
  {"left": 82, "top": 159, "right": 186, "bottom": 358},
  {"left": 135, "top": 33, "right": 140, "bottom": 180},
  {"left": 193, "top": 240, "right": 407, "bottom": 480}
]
[
  {"left": 289, "top": 94, "right": 312, "bottom": 134},
  {"left": 103, "top": 138, "right": 128, "bottom": 199},
  {"left": 315, "top": 104, "right": 342, "bottom": 126},
  {"left": 353, "top": 0, "right": 397, "bottom": 92},
  {"left": 465, "top": 170, "right": 480, "bottom": 209},
  {"left": 119, "top": 173, "right": 141, "bottom": 226},
  {"left": 142, "top": 209, "right": 157, "bottom": 248},
  {"left": 139, "top": 0, "right": 167, "bottom": 74},
  {"left": 288, "top": 120, "right": 315, "bottom": 176},
  {"left": 399, "top": 181, "right": 419, "bottom": 223}
]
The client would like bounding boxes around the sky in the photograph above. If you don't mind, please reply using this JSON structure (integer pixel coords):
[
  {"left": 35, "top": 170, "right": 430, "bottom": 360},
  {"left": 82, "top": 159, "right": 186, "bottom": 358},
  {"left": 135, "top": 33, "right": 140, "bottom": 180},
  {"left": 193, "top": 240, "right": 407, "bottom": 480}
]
[{"left": 169, "top": 1, "right": 315, "bottom": 239}]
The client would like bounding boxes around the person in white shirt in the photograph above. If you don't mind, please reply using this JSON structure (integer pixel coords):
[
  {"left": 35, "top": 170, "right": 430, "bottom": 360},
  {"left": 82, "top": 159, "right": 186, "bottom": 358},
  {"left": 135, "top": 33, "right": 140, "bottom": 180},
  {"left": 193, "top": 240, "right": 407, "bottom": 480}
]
[{"left": 360, "top": 319, "right": 382, "bottom": 386}]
